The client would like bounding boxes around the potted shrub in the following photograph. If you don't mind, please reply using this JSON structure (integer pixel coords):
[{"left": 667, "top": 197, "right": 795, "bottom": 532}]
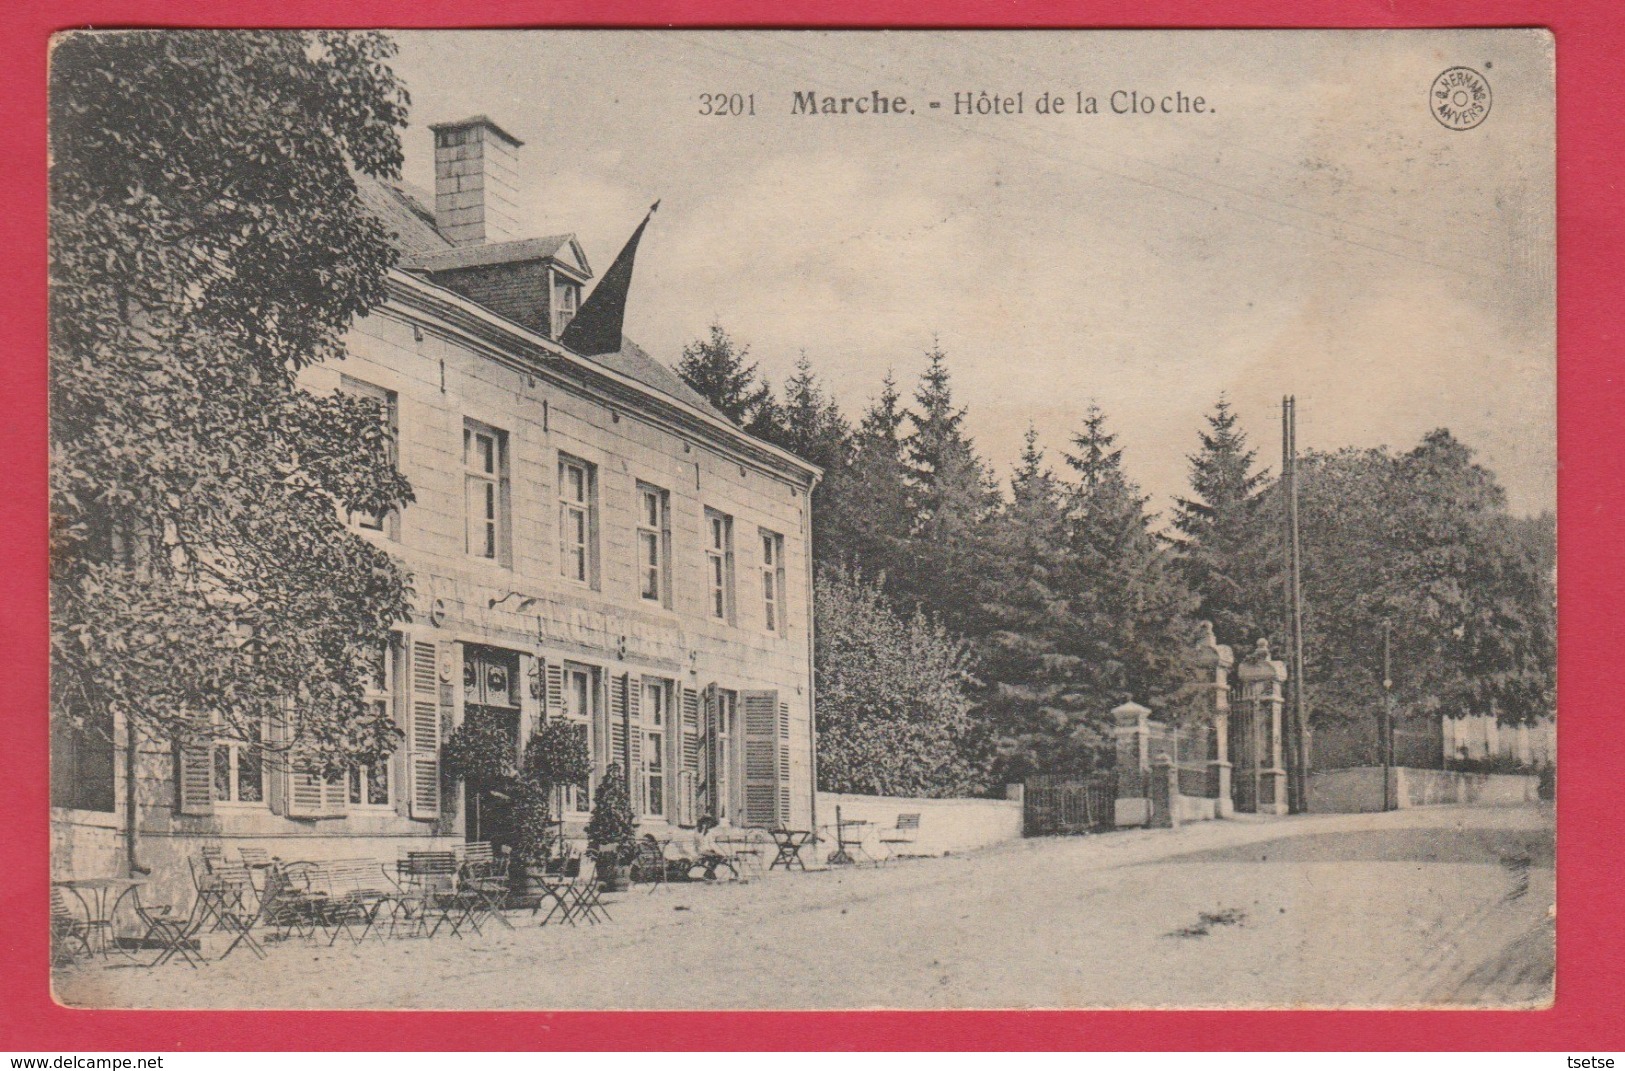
[
  {"left": 514, "top": 720, "right": 592, "bottom": 886},
  {"left": 585, "top": 762, "right": 637, "bottom": 892}
]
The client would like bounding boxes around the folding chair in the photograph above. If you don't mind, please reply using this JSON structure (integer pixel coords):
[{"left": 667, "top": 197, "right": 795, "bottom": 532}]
[
  {"left": 135, "top": 891, "right": 210, "bottom": 969},
  {"left": 190, "top": 854, "right": 250, "bottom": 933},
  {"left": 238, "top": 846, "right": 274, "bottom": 894},
  {"left": 878, "top": 813, "right": 922, "bottom": 863},
  {"left": 208, "top": 864, "right": 267, "bottom": 960},
  {"left": 458, "top": 842, "right": 514, "bottom": 929},
  {"left": 530, "top": 850, "right": 580, "bottom": 926},
  {"left": 316, "top": 860, "right": 393, "bottom": 945},
  {"left": 260, "top": 861, "right": 322, "bottom": 941},
  {"left": 393, "top": 852, "right": 475, "bottom": 937},
  {"left": 563, "top": 854, "right": 611, "bottom": 925},
  {"left": 50, "top": 887, "right": 93, "bottom": 965}
]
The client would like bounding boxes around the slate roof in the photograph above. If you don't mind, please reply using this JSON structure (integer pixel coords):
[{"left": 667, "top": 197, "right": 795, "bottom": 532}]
[
  {"left": 355, "top": 173, "right": 727, "bottom": 423},
  {"left": 403, "top": 235, "right": 578, "bottom": 274}
]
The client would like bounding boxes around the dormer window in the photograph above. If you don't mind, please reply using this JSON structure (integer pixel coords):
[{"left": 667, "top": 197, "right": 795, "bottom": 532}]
[{"left": 553, "top": 277, "right": 581, "bottom": 337}]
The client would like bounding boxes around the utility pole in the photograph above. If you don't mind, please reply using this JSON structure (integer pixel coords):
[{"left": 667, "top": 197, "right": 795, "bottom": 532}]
[
  {"left": 1282, "top": 396, "right": 1310, "bottom": 813},
  {"left": 1382, "top": 620, "right": 1395, "bottom": 811}
]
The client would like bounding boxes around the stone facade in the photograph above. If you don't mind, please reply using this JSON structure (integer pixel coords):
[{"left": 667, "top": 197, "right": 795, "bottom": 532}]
[{"left": 50, "top": 116, "right": 822, "bottom": 907}]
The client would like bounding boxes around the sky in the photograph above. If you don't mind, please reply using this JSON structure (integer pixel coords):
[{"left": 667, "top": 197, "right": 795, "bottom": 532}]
[{"left": 388, "top": 30, "right": 1555, "bottom": 517}]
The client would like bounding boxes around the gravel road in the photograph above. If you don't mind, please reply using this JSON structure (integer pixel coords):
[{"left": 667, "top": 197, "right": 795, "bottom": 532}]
[{"left": 55, "top": 803, "right": 1553, "bottom": 1010}]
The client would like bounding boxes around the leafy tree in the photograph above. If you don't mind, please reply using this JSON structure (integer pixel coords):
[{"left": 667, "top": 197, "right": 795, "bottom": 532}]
[
  {"left": 1061, "top": 405, "right": 1200, "bottom": 727},
  {"left": 814, "top": 566, "right": 981, "bottom": 797},
  {"left": 1172, "top": 396, "right": 1274, "bottom": 646},
  {"left": 49, "top": 31, "right": 415, "bottom": 776},
  {"left": 676, "top": 322, "right": 777, "bottom": 435},
  {"left": 1292, "top": 431, "right": 1555, "bottom": 739}
]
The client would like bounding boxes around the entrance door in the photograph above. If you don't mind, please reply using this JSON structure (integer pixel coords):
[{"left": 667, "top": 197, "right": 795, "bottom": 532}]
[{"left": 462, "top": 646, "right": 521, "bottom": 846}]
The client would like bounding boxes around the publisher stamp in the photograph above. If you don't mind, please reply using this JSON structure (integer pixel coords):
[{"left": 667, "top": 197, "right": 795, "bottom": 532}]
[{"left": 1431, "top": 66, "right": 1493, "bottom": 130}]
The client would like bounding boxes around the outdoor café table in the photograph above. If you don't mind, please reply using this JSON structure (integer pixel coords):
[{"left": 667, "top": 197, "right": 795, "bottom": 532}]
[
  {"left": 52, "top": 877, "right": 145, "bottom": 956},
  {"left": 767, "top": 829, "right": 812, "bottom": 871},
  {"left": 825, "top": 817, "right": 876, "bottom": 867}
]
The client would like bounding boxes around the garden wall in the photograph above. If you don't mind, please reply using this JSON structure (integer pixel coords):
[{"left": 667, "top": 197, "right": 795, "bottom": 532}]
[
  {"left": 1307, "top": 766, "right": 1541, "bottom": 813},
  {"left": 814, "top": 791, "right": 1023, "bottom": 858}
]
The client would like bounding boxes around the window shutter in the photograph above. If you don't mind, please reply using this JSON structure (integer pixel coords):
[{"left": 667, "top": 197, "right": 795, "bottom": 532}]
[
  {"left": 322, "top": 773, "right": 348, "bottom": 817},
  {"left": 609, "top": 672, "right": 627, "bottom": 773},
  {"left": 681, "top": 687, "right": 700, "bottom": 774},
  {"left": 407, "top": 636, "right": 442, "bottom": 819},
  {"left": 741, "top": 690, "right": 780, "bottom": 828},
  {"left": 174, "top": 737, "right": 213, "bottom": 816},
  {"left": 679, "top": 687, "right": 700, "bottom": 826},
  {"left": 544, "top": 660, "right": 564, "bottom": 722},
  {"left": 700, "top": 683, "right": 718, "bottom": 820},
  {"left": 778, "top": 699, "right": 793, "bottom": 827},
  {"left": 627, "top": 681, "right": 643, "bottom": 814},
  {"left": 286, "top": 767, "right": 326, "bottom": 818},
  {"left": 675, "top": 769, "right": 696, "bottom": 827}
]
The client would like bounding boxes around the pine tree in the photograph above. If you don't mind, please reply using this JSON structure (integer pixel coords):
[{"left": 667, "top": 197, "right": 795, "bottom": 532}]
[
  {"left": 978, "top": 430, "right": 1093, "bottom": 779},
  {"left": 769, "top": 353, "right": 854, "bottom": 568},
  {"left": 1061, "top": 404, "right": 1199, "bottom": 730},
  {"left": 1172, "top": 395, "right": 1272, "bottom": 646},
  {"left": 824, "top": 372, "right": 914, "bottom": 584},
  {"left": 675, "top": 322, "right": 776, "bottom": 431},
  {"left": 773, "top": 352, "right": 852, "bottom": 474},
  {"left": 899, "top": 342, "right": 998, "bottom": 637}
]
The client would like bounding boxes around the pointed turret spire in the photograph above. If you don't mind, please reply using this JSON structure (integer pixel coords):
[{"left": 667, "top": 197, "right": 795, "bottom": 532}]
[{"left": 560, "top": 201, "right": 659, "bottom": 357}]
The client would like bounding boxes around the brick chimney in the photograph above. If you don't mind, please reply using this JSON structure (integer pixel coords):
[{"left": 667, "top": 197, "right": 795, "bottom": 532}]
[{"left": 429, "top": 116, "right": 524, "bottom": 247}]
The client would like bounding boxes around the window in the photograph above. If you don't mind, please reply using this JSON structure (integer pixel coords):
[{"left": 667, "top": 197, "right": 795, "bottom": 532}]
[
  {"left": 636, "top": 483, "right": 671, "bottom": 606},
  {"left": 561, "top": 663, "right": 597, "bottom": 814},
  {"left": 49, "top": 683, "right": 114, "bottom": 813},
  {"left": 464, "top": 421, "right": 509, "bottom": 564},
  {"left": 760, "top": 529, "right": 786, "bottom": 633},
  {"left": 640, "top": 677, "right": 670, "bottom": 818},
  {"left": 348, "top": 643, "right": 395, "bottom": 807},
  {"left": 704, "top": 510, "right": 735, "bottom": 622},
  {"left": 340, "top": 376, "right": 399, "bottom": 538},
  {"left": 705, "top": 688, "right": 738, "bottom": 822},
  {"left": 213, "top": 724, "right": 264, "bottom": 805},
  {"left": 558, "top": 455, "right": 598, "bottom": 586},
  {"left": 553, "top": 277, "right": 580, "bottom": 337}
]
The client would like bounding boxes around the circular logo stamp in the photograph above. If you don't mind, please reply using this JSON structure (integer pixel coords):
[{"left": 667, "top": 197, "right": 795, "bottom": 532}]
[{"left": 1431, "top": 67, "right": 1492, "bottom": 130}]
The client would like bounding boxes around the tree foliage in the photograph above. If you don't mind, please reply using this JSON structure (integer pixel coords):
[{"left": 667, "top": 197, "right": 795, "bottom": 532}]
[
  {"left": 49, "top": 30, "right": 415, "bottom": 774},
  {"left": 813, "top": 566, "right": 981, "bottom": 797},
  {"left": 676, "top": 322, "right": 778, "bottom": 436},
  {"left": 1172, "top": 396, "right": 1274, "bottom": 645},
  {"left": 1289, "top": 431, "right": 1555, "bottom": 731}
]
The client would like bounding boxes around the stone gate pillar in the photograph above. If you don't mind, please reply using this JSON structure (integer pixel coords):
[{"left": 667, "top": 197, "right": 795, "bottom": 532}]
[
  {"left": 1235, "top": 638, "right": 1289, "bottom": 816},
  {"left": 1189, "top": 621, "right": 1235, "bottom": 818}
]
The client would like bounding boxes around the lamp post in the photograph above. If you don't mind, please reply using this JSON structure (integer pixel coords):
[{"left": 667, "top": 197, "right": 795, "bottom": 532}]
[{"left": 1382, "top": 621, "right": 1395, "bottom": 811}]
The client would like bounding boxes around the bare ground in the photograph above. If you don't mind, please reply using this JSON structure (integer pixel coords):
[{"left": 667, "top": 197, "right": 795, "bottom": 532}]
[{"left": 53, "top": 803, "right": 1554, "bottom": 1010}]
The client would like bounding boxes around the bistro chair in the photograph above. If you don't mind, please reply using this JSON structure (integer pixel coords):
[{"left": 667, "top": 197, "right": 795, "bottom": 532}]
[
  {"left": 562, "top": 853, "right": 610, "bottom": 925},
  {"left": 878, "top": 813, "right": 923, "bottom": 863},
  {"left": 530, "top": 846, "right": 581, "bottom": 926},
  {"left": 134, "top": 891, "right": 210, "bottom": 969},
  {"left": 392, "top": 852, "right": 476, "bottom": 938},
  {"left": 457, "top": 842, "right": 514, "bottom": 930},
  {"left": 50, "top": 886, "right": 93, "bottom": 965}
]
